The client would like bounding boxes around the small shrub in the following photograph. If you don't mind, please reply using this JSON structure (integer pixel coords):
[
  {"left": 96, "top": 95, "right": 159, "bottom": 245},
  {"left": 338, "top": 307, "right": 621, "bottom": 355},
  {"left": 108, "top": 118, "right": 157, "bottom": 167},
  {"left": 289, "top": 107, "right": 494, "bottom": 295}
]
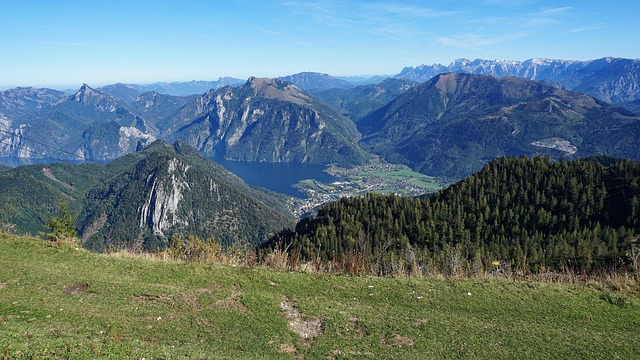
[
  {"left": 46, "top": 201, "right": 78, "bottom": 242},
  {"left": 0, "top": 223, "right": 16, "bottom": 235}
]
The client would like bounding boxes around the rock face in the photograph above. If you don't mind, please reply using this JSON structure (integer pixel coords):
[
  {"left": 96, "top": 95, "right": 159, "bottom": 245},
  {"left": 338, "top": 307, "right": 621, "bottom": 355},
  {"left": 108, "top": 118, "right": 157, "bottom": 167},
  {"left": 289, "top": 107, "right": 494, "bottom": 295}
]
[
  {"left": 395, "top": 57, "right": 640, "bottom": 105},
  {"left": 161, "top": 77, "right": 370, "bottom": 166},
  {"left": 137, "top": 158, "right": 190, "bottom": 236},
  {"left": 0, "top": 84, "right": 155, "bottom": 161},
  {"left": 359, "top": 73, "right": 640, "bottom": 178}
]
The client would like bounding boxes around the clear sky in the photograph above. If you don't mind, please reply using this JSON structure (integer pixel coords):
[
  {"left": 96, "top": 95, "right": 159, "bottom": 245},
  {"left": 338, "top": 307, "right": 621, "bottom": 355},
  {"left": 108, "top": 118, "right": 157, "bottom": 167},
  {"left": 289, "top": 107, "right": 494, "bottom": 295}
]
[{"left": 1, "top": 0, "right": 638, "bottom": 89}]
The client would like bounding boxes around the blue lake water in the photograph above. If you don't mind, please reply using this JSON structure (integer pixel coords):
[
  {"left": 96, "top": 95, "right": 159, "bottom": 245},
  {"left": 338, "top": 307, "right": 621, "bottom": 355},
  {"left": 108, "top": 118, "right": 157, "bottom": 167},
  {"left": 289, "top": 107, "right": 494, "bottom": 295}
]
[
  {"left": 0, "top": 157, "right": 85, "bottom": 167},
  {"left": 211, "top": 158, "right": 336, "bottom": 198},
  {"left": 0, "top": 156, "right": 335, "bottom": 198}
]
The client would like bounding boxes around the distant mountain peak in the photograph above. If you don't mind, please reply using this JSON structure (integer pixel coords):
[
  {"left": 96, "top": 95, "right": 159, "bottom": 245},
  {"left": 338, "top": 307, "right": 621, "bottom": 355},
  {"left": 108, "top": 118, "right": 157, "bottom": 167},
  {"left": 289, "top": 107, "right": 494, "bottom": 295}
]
[
  {"left": 245, "top": 77, "right": 311, "bottom": 105},
  {"left": 247, "top": 76, "right": 284, "bottom": 89},
  {"left": 450, "top": 58, "right": 471, "bottom": 67},
  {"left": 278, "top": 72, "right": 355, "bottom": 91},
  {"left": 73, "top": 84, "right": 103, "bottom": 103}
]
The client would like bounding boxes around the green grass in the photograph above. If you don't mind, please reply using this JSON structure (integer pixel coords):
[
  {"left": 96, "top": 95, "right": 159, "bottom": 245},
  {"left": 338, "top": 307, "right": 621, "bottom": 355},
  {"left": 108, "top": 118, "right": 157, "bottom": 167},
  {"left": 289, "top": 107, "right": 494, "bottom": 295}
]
[
  {"left": 361, "top": 168, "right": 441, "bottom": 190},
  {"left": 1, "top": 234, "right": 639, "bottom": 359}
]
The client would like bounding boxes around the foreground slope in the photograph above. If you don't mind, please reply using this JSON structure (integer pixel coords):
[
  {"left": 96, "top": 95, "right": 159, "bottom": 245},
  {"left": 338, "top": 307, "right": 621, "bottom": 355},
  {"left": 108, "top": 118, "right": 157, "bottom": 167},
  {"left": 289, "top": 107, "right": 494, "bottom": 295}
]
[
  {"left": 359, "top": 73, "right": 640, "bottom": 178},
  {"left": 1, "top": 234, "right": 638, "bottom": 359}
]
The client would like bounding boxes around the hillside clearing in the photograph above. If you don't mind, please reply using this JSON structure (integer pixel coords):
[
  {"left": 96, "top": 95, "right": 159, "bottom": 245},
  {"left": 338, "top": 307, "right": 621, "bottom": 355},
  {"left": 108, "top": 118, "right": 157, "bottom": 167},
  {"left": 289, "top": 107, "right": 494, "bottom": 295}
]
[{"left": 1, "top": 234, "right": 639, "bottom": 359}]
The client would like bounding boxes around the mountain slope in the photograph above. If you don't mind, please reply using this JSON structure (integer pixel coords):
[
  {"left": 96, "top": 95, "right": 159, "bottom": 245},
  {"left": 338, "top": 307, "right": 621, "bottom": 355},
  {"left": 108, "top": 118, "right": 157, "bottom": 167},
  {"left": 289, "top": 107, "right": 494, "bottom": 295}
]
[
  {"left": 0, "top": 140, "right": 294, "bottom": 250},
  {"left": 98, "top": 83, "right": 144, "bottom": 103},
  {"left": 139, "top": 77, "right": 245, "bottom": 96},
  {"left": 78, "top": 140, "right": 294, "bottom": 251},
  {"left": 0, "top": 87, "right": 67, "bottom": 119},
  {"left": 278, "top": 72, "right": 355, "bottom": 91},
  {"left": 359, "top": 73, "right": 640, "bottom": 178},
  {"left": 129, "top": 91, "right": 196, "bottom": 125},
  {"left": 0, "top": 161, "right": 107, "bottom": 234},
  {"left": 162, "top": 77, "right": 371, "bottom": 166},
  {"left": 1, "top": 84, "right": 156, "bottom": 161}
]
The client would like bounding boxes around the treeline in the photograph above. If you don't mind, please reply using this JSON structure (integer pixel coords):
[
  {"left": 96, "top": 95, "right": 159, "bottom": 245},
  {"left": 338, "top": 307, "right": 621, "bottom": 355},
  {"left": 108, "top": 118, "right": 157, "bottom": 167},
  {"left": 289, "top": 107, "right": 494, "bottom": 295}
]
[{"left": 260, "top": 156, "right": 640, "bottom": 275}]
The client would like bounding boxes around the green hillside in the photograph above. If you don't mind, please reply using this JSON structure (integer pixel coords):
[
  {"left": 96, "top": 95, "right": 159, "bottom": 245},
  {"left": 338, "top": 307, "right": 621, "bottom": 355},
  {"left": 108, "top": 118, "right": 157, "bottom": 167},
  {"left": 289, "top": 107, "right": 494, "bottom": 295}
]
[
  {"left": 0, "top": 161, "right": 107, "bottom": 234},
  {"left": 1, "top": 234, "right": 638, "bottom": 359},
  {"left": 0, "top": 141, "right": 294, "bottom": 251}
]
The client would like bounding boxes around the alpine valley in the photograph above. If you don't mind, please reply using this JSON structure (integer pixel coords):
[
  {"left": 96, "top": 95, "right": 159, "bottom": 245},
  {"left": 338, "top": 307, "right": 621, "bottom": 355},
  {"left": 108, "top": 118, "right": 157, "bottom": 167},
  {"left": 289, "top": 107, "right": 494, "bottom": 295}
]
[{"left": 0, "top": 57, "right": 639, "bottom": 250}]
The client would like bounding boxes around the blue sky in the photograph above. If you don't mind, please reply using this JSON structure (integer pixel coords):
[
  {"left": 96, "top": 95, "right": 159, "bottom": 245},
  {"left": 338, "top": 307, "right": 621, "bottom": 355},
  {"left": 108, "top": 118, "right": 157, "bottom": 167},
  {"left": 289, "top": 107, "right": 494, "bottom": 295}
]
[{"left": 1, "top": 0, "right": 638, "bottom": 89}]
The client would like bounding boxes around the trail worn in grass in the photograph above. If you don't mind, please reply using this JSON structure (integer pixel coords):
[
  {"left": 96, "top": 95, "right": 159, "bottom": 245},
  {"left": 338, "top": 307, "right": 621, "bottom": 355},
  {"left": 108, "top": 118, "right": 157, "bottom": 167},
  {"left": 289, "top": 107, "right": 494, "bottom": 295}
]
[{"left": 1, "top": 234, "right": 639, "bottom": 359}]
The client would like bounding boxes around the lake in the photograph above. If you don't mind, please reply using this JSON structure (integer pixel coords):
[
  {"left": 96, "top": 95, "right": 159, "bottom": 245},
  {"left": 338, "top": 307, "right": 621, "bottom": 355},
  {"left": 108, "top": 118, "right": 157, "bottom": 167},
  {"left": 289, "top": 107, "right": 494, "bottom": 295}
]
[
  {"left": 211, "top": 157, "right": 336, "bottom": 197},
  {"left": 0, "top": 156, "right": 335, "bottom": 198},
  {"left": 0, "top": 157, "right": 85, "bottom": 167}
]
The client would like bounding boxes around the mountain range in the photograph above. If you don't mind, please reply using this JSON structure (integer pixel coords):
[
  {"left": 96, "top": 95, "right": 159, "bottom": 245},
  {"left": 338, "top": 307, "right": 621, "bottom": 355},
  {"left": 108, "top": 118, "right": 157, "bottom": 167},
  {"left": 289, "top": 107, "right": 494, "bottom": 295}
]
[
  {"left": 96, "top": 77, "right": 246, "bottom": 98},
  {"left": 0, "top": 79, "right": 370, "bottom": 167},
  {"left": 395, "top": 57, "right": 640, "bottom": 106},
  {"left": 358, "top": 73, "right": 640, "bottom": 178},
  {"left": 0, "top": 57, "right": 639, "bottom": 181}
]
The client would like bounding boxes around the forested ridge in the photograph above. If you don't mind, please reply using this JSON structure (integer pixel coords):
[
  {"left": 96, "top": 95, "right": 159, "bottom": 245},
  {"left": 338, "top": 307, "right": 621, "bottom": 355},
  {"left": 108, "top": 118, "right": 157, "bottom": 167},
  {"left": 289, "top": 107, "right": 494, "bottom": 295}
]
[{"left": 262, "top": 156, "right": 640, "bottom": 275}]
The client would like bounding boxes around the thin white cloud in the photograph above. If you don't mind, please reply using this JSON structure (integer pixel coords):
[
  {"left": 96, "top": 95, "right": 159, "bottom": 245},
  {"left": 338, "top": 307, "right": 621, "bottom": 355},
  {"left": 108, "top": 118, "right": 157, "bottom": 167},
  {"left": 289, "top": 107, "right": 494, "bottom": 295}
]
[
  {"left": 538, "top": 6, "right": 573, "bottom": 16},
  {"left": 570, "top": 24, "right": 605, "bottom": 33},
  {"left": 196, "top": 20, "right": 220, "bottom": 30},
  {"left": 258, "top": 28, "right": 313, "bottom": 48},
  {"left": 367, "top": 3, "right": 458, "bottom": 18},
  {"left": 26, "top": 41, "right": 117, "bottom": 47},
  {"left": 437, "top": 32, "right": 527, "bottom": 49}
]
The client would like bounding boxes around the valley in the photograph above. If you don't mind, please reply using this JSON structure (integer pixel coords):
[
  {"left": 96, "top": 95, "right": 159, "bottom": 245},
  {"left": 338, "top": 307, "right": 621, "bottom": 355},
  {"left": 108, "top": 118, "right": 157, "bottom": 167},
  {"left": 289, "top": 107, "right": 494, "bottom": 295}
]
[
  {"left": 292, "top": 161, "right": 446, "bottom": 217},
  {"left": 2, "top": 1, "right": 639, "bottom": 357}
]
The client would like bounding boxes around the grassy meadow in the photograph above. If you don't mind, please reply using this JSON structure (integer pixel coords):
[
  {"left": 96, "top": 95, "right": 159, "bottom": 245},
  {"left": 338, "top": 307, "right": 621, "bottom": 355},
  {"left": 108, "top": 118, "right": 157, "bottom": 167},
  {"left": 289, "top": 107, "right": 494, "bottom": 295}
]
[{"left": 1, "top": 234, "right": 639, "bottom": 359}]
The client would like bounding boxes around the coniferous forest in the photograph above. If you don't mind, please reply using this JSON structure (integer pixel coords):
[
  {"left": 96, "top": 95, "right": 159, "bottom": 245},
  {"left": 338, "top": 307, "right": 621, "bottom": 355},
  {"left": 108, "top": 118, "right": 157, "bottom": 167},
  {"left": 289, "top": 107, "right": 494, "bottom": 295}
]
[{"left": 261, "top": 156, "right": 640, "bottom": 275}]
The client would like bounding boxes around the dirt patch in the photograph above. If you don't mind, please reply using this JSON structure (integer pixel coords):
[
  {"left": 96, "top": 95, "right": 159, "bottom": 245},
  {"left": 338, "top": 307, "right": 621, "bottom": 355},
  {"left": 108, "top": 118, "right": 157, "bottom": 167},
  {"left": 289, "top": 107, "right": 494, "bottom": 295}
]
[
  {"left": 415, "top": 318, "right": 430, "bottom": 327},
  {"left": 82, "top": 213, "right": 107, "bottom": 241},
  {"left": 211, "top": 288, "right": 249, "bottom": 314},
  {"left": 63, "top": 283, "right": 89, "bottom": 294},
  {"left": 132, "top": 294, "right": 174, "bottom": 303},
  {"left": 0, "top": 282, "right": 5, "bottom": 289},
  {"left": 280, "top": 298, "right": 323, "bottom": 340},
  {"left": 381, "top": 334, "right": 414, "bottom": 348},
  {"left": 278, "top": 343, "right": 297, "bottom": 355},
  {"left": 184, "top": 285, "right": 248, "bottom": 314},
  {"left": 339, "top": 316, "right": 366, "bottom": 339}
]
